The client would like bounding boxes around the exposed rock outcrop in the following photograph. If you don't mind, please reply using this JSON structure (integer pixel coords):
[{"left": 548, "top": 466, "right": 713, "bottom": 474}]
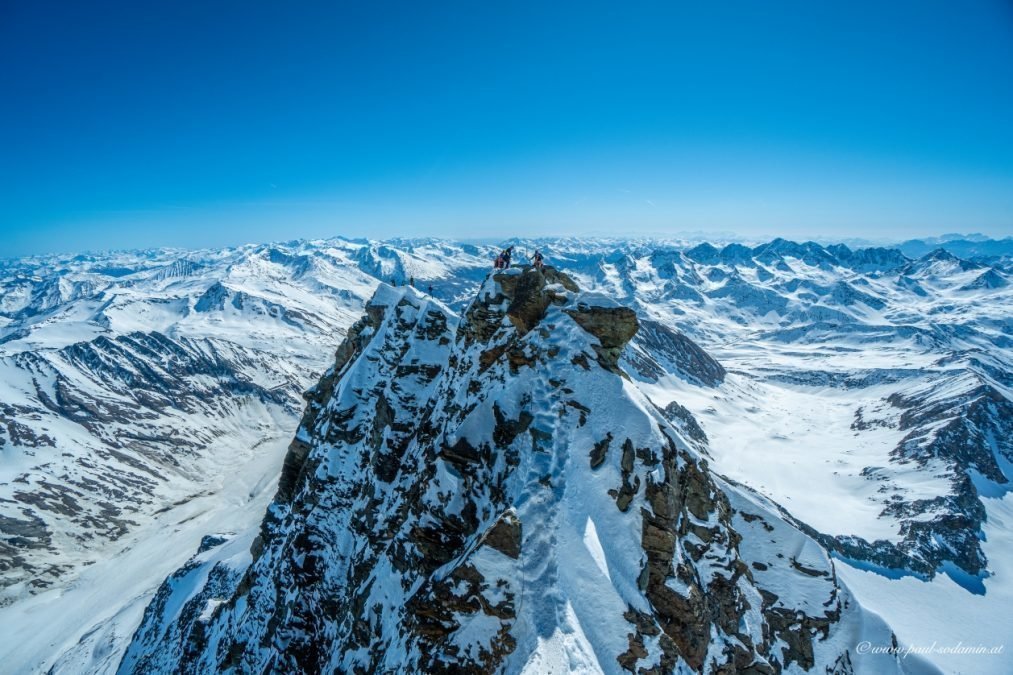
[
  {"left": 626, "top": 318, "right": 726, "bottom": 386},
  {"left": 565, "top": 303, "right": 638, "bottom": 373}
]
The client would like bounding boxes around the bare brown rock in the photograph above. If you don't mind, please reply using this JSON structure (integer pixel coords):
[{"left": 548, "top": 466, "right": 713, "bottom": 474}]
[
  {"left": 564, "top": 304, "right": 639, "bottom": 372},
  {"left": 482, "top": 511, "right": 522, "bottom": 559}
]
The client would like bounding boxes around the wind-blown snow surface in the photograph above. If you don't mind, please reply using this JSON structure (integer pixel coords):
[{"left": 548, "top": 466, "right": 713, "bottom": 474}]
[{"left": 1, "top": 236, "right": 1010, "bottom": 673}]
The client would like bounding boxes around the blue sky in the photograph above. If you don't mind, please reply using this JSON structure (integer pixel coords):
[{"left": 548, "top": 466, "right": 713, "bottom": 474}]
[{"left": 2, "top": 0, "right": 1012, "bottom": 255}]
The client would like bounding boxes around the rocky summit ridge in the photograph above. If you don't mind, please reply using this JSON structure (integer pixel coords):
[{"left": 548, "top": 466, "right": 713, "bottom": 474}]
[{"left": 117, "top": 266, "right": 930, "bottom": 674}]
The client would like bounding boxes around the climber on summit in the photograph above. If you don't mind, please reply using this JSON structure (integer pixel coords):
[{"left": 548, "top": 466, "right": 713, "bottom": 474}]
[
  {"left": 531, "top": 249, "right": 544, "bottom": 270},
  {"left": 494, "top": 246, "right": 515, "bottom": 269}
]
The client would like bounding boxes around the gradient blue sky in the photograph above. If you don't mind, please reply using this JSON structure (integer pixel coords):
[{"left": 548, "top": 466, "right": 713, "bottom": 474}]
[{"left": 2, "top": 0, "right": 1012, "bottom": 256}]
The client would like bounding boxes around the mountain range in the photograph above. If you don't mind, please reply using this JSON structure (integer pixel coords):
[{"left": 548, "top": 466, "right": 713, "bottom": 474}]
[{"left": 0, "top": 236, "right": 1010, "bottom": 674}]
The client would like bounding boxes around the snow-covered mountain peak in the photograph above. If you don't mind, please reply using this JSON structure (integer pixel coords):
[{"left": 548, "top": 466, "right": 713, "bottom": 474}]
[{"left": 118, "top": 267, "right": 928, "bottom": 674}]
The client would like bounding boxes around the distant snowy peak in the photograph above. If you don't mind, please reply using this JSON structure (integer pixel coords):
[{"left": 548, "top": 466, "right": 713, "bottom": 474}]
[
  {"left": 961, "top": 268, "right": 1008, "bottom": 290},
  {"left": 902, "top": 248, "right": 985, "bottom": 277},
  {"left": 192, "top": 281, "right": 304, "bottom": 328},
  {"left": 683, "top": 238, "right": 910, "bottom": 272},
  {"left": 897, "top": 235, "right": 1013, "bottom": 260},
  {"left": 826, "top": 244, "right": 910, "bottom": 272},
  {"left": 151, "top": 257, "right": 206, "bottom": 281}
]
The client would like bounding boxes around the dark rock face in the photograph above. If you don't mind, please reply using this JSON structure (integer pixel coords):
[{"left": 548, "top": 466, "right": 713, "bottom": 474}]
[
  {"left": 122, "top": 287, "right": 489, "bottom": 674},
  {"left": 589, "top": 432, "right": 613, "bottom": 469},
  {"left": 193, "top": 281, "right": 231, "bottom": 312},
  {"left": 466, "top": 265, "right": 578, "bottom": 339},
  {"left": 659, "top": 400, "right": 709, "bottom": 450},
  {"left": 565, "top": 304, "right": 639, "bottom": 372},
  {"left": 633, "top": 440, "right": 752, "bottom": 672},
  {"left": 482, "top": 510, "right": 522, "bottom": 559},
  {"left": 494, "top": 269, "right": 558, "bottom": 335},
  {"left": 626, "top": 319, "right": 726, "bottom": 386},
  {"left": 121, "top": 536, "right": 248, "bottom": 675}
]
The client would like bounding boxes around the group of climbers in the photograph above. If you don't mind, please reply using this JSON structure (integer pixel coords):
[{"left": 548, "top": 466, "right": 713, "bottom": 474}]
[
  {"left": 531, "top": 249, "right": 544, "bottom": 270},
  {"left": 493, "top": 246, "right": 514, "bottom": 269},
  {"left": 493, "top": 246, "right": 545, "bottom": 270}
]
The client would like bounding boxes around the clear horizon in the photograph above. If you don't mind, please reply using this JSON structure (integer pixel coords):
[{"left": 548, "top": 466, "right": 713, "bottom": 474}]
[
  {"left": 5, "top": 229, "right": 1009, "bottom": 263},
  {"left": 3, "top": 1, "right": 1012, "bottom": 256}
]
